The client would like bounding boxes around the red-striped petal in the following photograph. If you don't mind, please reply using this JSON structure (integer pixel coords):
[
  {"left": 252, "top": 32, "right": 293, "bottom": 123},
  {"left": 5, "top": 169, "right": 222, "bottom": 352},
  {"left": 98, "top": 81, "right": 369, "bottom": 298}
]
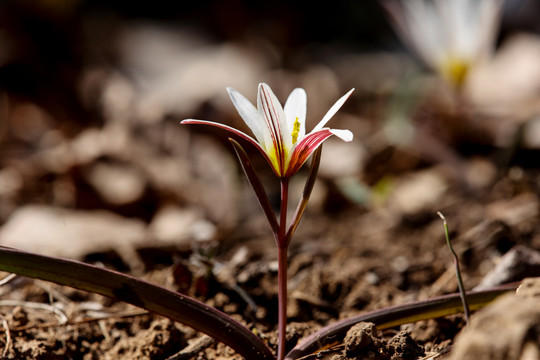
[
  {"left": 180, "top": 119, "right": 279, "bottom": 174},
  {"left": 285, "top": 129, "right": 334, "bottom": 177}
]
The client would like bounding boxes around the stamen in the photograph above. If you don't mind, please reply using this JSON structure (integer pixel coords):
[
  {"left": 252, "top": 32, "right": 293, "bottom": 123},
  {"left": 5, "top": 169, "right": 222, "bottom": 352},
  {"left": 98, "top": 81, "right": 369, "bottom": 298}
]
[
  {"left": 291, "top": 117, "right": 301, "bottom": 145},
  {"left": 441, "top": 57, "right": 469, "bottom": 89}
]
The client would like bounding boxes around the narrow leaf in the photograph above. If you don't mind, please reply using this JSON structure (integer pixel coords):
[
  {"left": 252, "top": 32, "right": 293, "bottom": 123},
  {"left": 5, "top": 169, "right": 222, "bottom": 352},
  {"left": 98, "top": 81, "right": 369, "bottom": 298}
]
[
  {"left": 0, "top": 246, "right": 276, "bottom": 360},
  {"left": 229, "top": 138, "right": 279, "bottom": 236},
  {"left": 285, "top": 146, "right": 322, "bottom": 247},
  {"left": 438, "top": 211, "right": 471, "bottom": 324},
  {"left": 285, "top": 283, "right": 518, "bottom": 360}
]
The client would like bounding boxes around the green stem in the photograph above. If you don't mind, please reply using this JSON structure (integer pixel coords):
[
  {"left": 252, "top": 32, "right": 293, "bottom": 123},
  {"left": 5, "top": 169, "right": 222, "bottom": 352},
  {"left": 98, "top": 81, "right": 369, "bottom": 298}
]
[{"left": 438, "top": 211, "right": 470, "bottom": 324}]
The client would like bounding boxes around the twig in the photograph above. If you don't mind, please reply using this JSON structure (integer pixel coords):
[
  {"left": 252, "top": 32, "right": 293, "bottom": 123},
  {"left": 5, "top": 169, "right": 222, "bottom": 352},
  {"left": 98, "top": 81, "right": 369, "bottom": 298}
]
[
  {"left": 0, "top": 314, "right": 11, "bottom": 358},
  {"left": 166, "top": 335, "right": 215, "bottom": 360},
  {"left": 98, "top": 320, "right": 111, "bottom": 342},
  {"left": 0, "top": 300, "right": 68, "bottom": 325},
  {"left": 10, "top": 309, "right": 149, "bottom": 331},
  {"left": 0, "top": 274, "right": 17, "bottom": 287}
]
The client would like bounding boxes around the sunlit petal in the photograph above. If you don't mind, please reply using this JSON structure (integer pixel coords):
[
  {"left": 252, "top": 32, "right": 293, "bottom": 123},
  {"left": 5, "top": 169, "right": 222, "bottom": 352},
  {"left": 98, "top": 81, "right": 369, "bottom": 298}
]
[
  {"left": 182, "top": 84, "right": 354, "bottom": 178},
  {"left": 227, "top": 87, "right": 264, "bottom": 144},
  {"left": 312, "top": 88, "right": 354, "bottom": 132},
  {"left": 258, "top": 83, "right": 292, "bottom": 175},
  {"left": 284, "top": 88, "right": 307, "bottom": 142},
  {"left": 285, "top": 130, "right": 334, "bottom": 177},
  {"left": 330, "top": 129, "right": 354, "bottom": 142}
]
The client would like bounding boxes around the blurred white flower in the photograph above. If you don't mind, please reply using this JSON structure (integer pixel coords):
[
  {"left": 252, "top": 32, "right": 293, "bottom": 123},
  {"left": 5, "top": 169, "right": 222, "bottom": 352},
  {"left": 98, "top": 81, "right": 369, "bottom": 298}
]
[{"left": 384, "top": 0, "right": 504, "bottom": 88}]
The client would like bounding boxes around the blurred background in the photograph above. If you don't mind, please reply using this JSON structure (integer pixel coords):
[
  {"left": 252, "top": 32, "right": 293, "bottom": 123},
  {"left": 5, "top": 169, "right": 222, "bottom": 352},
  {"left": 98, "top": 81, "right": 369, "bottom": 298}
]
[
  {"left": 1, "top": 0, "right": 540, "bottom": 266},
  {"left": 4, "top": 3, "right": 540, "bottom": 359}
]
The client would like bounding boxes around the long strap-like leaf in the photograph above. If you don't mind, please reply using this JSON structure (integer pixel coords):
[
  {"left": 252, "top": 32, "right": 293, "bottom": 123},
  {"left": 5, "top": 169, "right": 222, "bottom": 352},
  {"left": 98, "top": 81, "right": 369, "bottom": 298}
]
[
  {"left": 0, "top": 246, "right": 276, "bottom": 360},
  {"left": 285, "top": 283, "right": 518, "bottom": 359}
]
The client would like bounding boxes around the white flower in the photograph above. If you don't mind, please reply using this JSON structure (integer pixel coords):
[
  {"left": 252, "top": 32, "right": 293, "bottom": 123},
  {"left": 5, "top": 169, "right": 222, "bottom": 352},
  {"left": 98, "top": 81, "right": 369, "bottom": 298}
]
[
  {"left": 182, "top": 83, "right": 354, "bottom": 178},
  {"left": 384, "top": 0, "right": 504, "bottom": 87}
]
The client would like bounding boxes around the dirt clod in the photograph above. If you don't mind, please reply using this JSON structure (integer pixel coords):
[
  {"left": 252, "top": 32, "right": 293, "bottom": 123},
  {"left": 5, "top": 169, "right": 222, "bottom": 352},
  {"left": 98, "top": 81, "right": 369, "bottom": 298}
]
[
  {"left": 388, "top": 330, "right": 425, "bottom": 360},
  {"left": 344, "top": 322, "right": 389, "bottom": 359},
  {"left": 344, "top": 322, "right": 378, "bottom": 354},
  {"left": 340, "top": 323, "right": 425, "bottom": 360}
]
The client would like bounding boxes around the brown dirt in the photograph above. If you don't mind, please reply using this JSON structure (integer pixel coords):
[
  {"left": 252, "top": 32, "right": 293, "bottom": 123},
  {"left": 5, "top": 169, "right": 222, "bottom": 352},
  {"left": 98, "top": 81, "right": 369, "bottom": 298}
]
[{"left": 0, "top": 158, "right": 539, "bottom": 360}]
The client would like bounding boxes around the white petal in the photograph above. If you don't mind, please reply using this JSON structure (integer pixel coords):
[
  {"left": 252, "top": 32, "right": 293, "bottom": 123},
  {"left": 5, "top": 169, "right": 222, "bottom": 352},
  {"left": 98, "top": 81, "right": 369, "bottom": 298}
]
[
  {"left": 475, "top": 0, "right": 504, "bottom": 60},
  {"left": 284, "top": 88, "right": 307, "bottom": 139},
  {"left": 227, "top": 87, "right": 264, "bottom": 144},
  {"left": 257, "top": 83, "right": 292, "bottom": 153},
  {"left": 409, "top": 0, "right": 446, "bottom": 66},
  {"left": 330, "top": 129, "right": 354, "bottom": 142},
  {"left": 312, "top": 89, "right": 354, "bottom": 132},
  {"left": 385, "top": 0, "right": 445, "bottom": 68}
]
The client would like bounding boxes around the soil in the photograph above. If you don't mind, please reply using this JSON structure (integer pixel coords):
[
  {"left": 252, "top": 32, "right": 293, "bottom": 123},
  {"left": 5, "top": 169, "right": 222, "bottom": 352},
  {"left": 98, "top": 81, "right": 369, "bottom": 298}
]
[
  {"left": 1, "top": 115, "right": 539, "bottom": 360},
  {"left": 1, "top": 3, "right": 540, "bottom": 360}
]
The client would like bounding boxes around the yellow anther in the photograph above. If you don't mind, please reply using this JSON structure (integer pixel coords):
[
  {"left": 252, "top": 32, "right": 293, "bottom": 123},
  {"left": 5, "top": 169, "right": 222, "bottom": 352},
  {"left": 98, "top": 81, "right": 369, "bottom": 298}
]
[
  {"left": 440, "top": 57, "right": 470, "bottom": 89},
  {"left": 291, "top": 117, "right": 301, "bottom": 145}
]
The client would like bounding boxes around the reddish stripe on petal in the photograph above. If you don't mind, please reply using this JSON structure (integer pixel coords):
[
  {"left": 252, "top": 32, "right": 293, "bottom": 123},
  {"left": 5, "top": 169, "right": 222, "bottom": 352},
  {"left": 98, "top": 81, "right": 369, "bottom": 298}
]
[
  {"left": 285, "top": 130, "right": 333, "bottom": 177},
  {"left": 260, "top": 88, "right": 280, "bottom": 151},
  {"left": 181, "top": 119, "right": 277, "bottom": 172},
  {"left": 259, "top": 85, "right": 286, "bottom": 175}
]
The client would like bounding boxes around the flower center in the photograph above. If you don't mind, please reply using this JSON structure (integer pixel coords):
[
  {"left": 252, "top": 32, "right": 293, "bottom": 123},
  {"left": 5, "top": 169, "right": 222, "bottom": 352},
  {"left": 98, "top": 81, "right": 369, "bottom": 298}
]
[
  {"left": 440, "top": 57, "right": 470, "bottom": 89},
  {"left": 291, "top": 117, "right": 301, "bottom": 145}
]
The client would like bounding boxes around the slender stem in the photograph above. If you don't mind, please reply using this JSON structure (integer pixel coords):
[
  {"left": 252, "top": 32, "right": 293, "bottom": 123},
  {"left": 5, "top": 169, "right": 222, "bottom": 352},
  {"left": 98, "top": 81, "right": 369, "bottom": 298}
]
[
  {"left": 277, "top": 177, "right": 290, "bottom": 360},
  {"left": 279, "top": 178, "right": 289, "bottom": 246},
  {"left": 277, "top": 245, "right": 288, "bottom": 360},
  {"left": 437, "top": 211, "right": 470, "bottom": 324}
]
